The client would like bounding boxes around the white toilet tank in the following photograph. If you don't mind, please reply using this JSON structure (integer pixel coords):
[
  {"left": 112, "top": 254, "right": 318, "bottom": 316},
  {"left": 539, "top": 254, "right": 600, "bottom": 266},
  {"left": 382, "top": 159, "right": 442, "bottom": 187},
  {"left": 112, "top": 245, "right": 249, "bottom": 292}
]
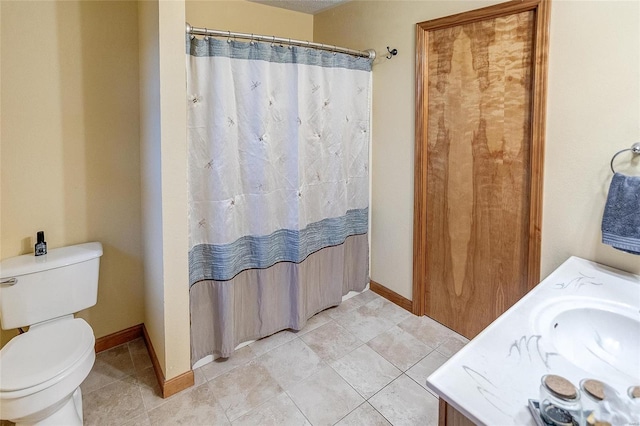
[{"left": 0, "top": 242, "right": 103, "bottom": 330}]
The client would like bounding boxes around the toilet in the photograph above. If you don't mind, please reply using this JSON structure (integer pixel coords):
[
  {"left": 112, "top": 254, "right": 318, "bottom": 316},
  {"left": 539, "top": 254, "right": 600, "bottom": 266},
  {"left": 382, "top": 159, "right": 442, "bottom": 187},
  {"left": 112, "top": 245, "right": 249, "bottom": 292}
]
[{"left": 0, "top": 242, "right": 103, "bottom": 425}]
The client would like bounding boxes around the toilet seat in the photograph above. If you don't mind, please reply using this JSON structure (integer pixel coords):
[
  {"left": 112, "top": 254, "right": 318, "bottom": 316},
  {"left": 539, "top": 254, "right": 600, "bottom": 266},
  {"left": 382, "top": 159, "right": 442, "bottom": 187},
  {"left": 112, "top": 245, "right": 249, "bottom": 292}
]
[{"left": 0, "top": 318, "right": 94, "bottom": 394}]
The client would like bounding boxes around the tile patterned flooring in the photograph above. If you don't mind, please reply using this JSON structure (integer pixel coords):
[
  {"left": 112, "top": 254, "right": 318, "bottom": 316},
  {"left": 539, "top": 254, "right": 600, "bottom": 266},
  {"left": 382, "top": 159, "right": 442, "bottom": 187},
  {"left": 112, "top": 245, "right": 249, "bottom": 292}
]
[{"left": 17, "top": 290, "right": 469, "bottom": 426}]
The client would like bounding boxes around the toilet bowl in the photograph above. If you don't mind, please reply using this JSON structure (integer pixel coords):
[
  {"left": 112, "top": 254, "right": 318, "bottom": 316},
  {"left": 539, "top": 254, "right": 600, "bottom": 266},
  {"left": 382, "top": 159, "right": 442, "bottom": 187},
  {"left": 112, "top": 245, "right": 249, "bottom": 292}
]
[
  {"left": 0, "top": 242, "right": 102, "bottom": 425},
  {"left": 0, "top": 317, "right": 95, "bottom": 425}
]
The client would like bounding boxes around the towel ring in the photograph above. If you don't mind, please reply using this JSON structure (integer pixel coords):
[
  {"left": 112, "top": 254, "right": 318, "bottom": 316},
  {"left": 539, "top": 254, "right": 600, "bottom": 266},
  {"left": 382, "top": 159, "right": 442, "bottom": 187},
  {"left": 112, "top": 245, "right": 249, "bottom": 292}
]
[{"left": 610, "top": 142, "right": 640, "bottom": 173}]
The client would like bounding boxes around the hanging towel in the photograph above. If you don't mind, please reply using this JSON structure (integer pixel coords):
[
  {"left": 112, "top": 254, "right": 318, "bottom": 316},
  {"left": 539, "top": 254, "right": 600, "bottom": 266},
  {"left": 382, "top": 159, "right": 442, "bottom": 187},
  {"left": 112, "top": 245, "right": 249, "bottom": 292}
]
[{"left": 601, "top": 173, "right": 640, "bottom": 255}]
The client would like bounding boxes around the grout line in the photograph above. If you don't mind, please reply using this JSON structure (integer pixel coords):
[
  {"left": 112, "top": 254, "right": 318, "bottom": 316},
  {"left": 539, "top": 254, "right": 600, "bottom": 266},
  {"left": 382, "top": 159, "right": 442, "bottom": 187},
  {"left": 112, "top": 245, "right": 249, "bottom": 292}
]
[
  {"left": 125, "top": 340, "right": 137, "bottom": 378},
  {"left": 403, "top": 371, "right": 441, "bottom": 399},
  {"left": 332, "top": 400, "right": 368, "bottom": 424},
  {"left": 403, "top": 347, "right": 437, "bottom": 373},
  {"left": 212, "top": 380, "right": 234, "bottom": 425},
  {"left": 131, "top": 379, "right": 148, "bottom": 422},
  {"left": 369, "top": 401, "right": 395, "bottom": 425},
  {"left": 82, "top": 346, "right": 139, "bottom": 397},
  {"left": 284, "top": 388, "right": 315, "bottom": 426},
  {"left": 363, "top": 368, "right": 402, "bottom": 402}
]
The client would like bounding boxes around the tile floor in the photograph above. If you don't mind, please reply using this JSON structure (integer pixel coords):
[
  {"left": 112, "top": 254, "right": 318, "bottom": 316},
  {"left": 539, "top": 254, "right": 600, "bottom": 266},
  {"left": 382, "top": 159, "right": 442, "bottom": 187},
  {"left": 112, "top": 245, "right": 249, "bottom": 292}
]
[{"left": 12, "top": 290, "right": 470, "bottom": 426}]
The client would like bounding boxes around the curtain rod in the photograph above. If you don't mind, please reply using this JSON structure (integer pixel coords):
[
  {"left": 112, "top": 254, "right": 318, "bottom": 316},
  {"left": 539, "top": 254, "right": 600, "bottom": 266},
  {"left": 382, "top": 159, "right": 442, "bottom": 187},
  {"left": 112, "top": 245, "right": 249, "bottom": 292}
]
[{"left": 186, "top": 23, "right": 376, "bottom": 60}]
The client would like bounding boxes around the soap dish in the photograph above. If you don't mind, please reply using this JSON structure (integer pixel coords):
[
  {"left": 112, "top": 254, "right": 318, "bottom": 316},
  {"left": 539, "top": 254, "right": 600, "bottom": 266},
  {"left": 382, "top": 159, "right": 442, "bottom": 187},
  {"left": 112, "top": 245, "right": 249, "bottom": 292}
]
[
  {"left": 528, "top": 400, "right": 546, "bottom": 426},
  {"left": 528, "top": 399, "right": 581, "bottom": 426}
]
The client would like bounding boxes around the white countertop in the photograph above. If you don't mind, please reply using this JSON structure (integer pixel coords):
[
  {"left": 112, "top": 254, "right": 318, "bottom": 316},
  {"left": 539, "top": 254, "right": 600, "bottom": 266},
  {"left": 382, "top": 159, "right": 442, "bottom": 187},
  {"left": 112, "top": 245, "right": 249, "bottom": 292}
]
[{"left": 427, "top": 256, "right": 640, "bottom": 425}]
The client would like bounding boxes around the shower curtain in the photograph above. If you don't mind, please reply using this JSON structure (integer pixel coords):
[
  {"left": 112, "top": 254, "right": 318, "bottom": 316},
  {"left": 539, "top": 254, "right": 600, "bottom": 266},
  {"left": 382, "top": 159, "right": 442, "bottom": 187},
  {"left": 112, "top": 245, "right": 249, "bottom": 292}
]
[{"left": 186, "top": 36, "right": 372, "bottom": 363}]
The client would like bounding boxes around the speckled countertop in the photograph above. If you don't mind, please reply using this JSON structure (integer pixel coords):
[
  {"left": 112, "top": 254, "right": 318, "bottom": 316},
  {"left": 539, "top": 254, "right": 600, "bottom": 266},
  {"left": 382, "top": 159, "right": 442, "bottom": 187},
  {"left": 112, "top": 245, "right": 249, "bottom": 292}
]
[{"left": 427, "top": 256, "right": 640, "bottom": 425}]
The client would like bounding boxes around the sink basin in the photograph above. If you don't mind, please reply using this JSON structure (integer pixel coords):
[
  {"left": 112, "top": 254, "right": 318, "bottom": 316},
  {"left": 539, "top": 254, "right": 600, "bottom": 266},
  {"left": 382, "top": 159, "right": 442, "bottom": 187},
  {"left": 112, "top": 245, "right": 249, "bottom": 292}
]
[{"left": 536, "top": 298, "right": 640, "bottom": 380}]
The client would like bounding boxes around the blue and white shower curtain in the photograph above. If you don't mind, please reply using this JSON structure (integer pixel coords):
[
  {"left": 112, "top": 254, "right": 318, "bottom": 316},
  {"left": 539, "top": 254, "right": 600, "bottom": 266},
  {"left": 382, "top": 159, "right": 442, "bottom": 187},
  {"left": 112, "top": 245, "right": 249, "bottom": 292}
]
[{"left": 187, "top": 36, "right": 372, "bottom": 362}]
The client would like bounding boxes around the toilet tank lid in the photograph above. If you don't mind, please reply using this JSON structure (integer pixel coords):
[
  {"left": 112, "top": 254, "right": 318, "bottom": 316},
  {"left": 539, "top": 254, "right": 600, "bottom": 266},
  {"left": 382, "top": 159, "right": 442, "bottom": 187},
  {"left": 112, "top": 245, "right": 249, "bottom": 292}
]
[{"left": 0, "top": 242, "right": 103, "bottom": 279}]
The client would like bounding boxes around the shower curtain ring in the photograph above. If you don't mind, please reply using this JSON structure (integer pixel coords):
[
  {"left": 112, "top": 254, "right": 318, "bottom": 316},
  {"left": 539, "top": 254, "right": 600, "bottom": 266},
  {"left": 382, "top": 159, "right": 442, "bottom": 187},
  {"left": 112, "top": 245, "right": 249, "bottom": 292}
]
[
  {"left": 227, "top": 30, "right": 231, "bottom": 43},
  {"left": 271, "top": 36, "right": 276, "bottom": 47},
  {"left": 332, "top": 45, "right": 337, "bottom": 55},
  {"left": 288, "top": 38, "right": 292, "bottom": 49}
]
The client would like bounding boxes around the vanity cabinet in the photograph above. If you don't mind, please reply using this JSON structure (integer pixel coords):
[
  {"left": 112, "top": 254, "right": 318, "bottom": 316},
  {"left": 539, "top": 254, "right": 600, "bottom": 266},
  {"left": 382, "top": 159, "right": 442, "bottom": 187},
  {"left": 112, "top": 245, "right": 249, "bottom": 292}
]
[{"left": 439, "top": 400, "right": 475, "bottom": 426}]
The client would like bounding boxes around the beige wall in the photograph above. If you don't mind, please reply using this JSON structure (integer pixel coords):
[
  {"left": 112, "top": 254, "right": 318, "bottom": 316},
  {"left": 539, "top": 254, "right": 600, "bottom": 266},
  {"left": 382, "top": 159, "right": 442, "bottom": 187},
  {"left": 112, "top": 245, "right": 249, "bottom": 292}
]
[
  {"left": 541, "top": 0, "right": 639, "bottom": 277},
  {"left": 1, "top": 1, "right": 144, "bottom": 345},
  {"left": 138, "top": 0, "right": 191, "bottom": 380},
  {"left": 157, "top": 0, "right": 190, "bottom": 381},
  {"left": 138, "top": 0, "right": 167, "bottom": 376},
  {"left": 186, "top": 0, "right": 313, "bottom": 39},
  {"left": 315, "top": 0, "right": 640, "bottom": 300}
]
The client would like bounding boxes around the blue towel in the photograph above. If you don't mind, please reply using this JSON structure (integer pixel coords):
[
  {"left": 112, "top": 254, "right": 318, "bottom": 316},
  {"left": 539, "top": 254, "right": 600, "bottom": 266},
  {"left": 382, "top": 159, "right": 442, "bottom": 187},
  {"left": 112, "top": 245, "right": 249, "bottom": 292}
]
[{"left": 602, "top": 173, "right": 640, "bottom": 255}]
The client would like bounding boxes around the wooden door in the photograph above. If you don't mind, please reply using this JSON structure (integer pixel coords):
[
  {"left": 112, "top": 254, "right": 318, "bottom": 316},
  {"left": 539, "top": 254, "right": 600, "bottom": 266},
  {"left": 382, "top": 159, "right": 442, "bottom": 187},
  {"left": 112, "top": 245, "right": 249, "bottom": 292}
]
[{"left": 413, "top": 0, "right": 550, "bottom": 338}]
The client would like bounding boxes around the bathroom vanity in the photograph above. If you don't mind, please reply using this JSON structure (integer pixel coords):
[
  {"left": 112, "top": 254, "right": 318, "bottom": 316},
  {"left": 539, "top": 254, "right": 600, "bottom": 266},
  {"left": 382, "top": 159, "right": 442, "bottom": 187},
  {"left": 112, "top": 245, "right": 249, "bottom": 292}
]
[{"left": 427, "top": 256, "right": 640, "bottom": 425}]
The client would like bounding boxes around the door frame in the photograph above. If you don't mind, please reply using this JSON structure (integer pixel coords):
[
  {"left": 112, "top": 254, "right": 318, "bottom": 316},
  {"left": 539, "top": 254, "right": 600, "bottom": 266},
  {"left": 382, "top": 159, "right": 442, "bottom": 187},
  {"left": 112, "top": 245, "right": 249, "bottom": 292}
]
[{"left": 412, "top": 0, "right": 551, "bottom": 316}]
